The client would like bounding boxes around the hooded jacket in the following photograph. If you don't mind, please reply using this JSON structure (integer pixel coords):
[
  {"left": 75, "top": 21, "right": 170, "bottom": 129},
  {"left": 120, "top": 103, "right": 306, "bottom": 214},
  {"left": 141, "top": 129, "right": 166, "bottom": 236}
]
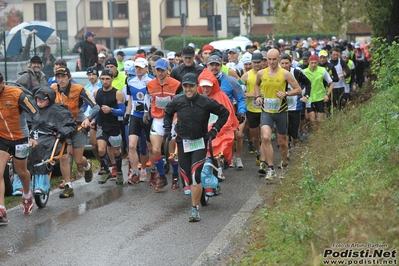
[
  {"left": 198, "top": 69, "right": 239, "bottom": 165},
  {"left": 16, "top": 68, "right": 47, "bottom": 91}
]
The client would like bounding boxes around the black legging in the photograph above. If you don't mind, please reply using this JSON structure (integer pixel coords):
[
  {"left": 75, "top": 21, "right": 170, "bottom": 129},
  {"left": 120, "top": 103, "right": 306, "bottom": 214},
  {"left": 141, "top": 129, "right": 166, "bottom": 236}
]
[{"left": 177, "top": 138, "right": 207, "bottom": 187}]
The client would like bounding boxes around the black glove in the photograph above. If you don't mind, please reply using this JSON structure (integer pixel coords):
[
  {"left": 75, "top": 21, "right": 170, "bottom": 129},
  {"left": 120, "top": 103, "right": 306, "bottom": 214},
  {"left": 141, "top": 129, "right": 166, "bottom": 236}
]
[
  {"left": 206, "top": 129, "right": 217, "bottom": 140},
  {"left": 163, "top": 132, "right": 172, "bottom": 142},
  {"left": 237, "top": 113, "right": 245, "bottom": 124},
  {"left": 123, "top": 114, "right": 130, "bottom": 125}
]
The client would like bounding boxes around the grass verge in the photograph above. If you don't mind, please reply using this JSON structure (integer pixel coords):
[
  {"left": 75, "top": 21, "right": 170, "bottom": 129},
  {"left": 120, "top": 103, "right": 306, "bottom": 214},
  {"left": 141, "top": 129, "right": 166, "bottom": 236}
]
[{"left": 229, "top": 83, "right": 399, "bottom": 265}]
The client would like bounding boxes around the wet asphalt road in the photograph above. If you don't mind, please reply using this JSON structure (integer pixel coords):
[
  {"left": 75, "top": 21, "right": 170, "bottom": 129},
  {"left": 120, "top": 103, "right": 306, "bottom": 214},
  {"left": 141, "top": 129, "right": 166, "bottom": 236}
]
[{"left": 0, "top": 143, "right": 285, "bottom": 266}]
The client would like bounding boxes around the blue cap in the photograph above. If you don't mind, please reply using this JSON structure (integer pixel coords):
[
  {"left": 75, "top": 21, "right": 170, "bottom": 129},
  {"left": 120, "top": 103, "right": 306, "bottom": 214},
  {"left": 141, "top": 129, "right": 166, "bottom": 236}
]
[
  {"left": 127, "top": 66, "right": 136, "bottom": 75},
  {"left": 155, "top": 58, "right": 169, "bottom": 71}
]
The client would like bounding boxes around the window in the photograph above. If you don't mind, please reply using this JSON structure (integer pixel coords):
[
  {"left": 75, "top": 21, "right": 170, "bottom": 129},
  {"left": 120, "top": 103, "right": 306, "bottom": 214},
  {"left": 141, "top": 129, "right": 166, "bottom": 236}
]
[
  {"left": 34, "top": 4, "right": 47, "bottom": 20},
  {"left": 138, "top": 0, "right": 151, "bottom": 45},
  {"left": 200, "top": 0, "right": 214, "bottom": 17},
  {"left": 56, "top": 1, "right": 68, "bottom": 40},
  {"left": 255, "top": 0, "right": 275, "bottom": 16},
  {"left": 226, "top": 5, "right": 240, "bottom": 36},
  {"left": 90, "top": 2, "right": 103, "bottom": 20},
  {"left": 166, "top": 0, "right": 187, "bottom": 18},
  {"left": 108, "top": 2, "right": 128, "bottom": 19}
]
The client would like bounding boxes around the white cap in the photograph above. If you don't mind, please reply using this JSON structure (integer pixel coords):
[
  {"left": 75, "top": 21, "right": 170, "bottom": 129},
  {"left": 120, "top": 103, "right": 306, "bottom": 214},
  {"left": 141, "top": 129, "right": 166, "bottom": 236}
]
[
  {"left": 167, "top": 51, "right": 175, "bottom": 59},
  {"left": 134, "top": 58, "right": 148, "bottom": 68},
  {"left": 354, "top": 42, "right": 360, "bottom": 48},
  {"left": 199, "top": 79, "right": 213, "bottom": 87},
  {"left": 124, "top": 60, "right": 134, "bottom": 71},
  {"left": 98, "top": 53, "right": 106, "bottom": 58},
  {"left": 242, "top": 52, "right": 252, "bottom": 64},
  {"left": 278, "top": 39, "right": 284, "bottom": 44}
]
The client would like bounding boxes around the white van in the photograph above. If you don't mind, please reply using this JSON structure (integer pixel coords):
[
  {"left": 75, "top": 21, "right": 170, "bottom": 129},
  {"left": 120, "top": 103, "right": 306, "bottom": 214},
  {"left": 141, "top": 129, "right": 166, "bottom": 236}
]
[{"left": 209, "top": 36, "right": 253, "bottom": 52}]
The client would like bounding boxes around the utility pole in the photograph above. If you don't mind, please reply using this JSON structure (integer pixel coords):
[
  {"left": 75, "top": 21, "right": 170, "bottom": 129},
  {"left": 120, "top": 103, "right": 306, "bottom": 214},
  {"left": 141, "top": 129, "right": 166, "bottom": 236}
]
[{"left": 109, "top": 0, "right": 114, "bottom": 50}]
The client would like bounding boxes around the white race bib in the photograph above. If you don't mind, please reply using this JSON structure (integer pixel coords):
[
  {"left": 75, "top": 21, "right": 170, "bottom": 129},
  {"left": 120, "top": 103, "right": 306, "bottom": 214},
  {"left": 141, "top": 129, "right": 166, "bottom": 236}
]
[
  {"left": 252, "top": 98, "right": 261, "bottom": 109},
  {"left": 155, "top": 96, "right": 171, "bottom": 109},
  {"left": 183, "top": 138, "right": 205, "bottom": 153},
  {"left": 263, "top": 98, "right": 280, "bottom": 111},
  {"left": 15, "top": 143, "right": 29, "bottom": 158}
]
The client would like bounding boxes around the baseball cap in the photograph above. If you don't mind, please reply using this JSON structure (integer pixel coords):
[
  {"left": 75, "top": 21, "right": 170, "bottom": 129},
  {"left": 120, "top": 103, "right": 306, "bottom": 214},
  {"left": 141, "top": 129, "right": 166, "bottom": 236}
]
[
  {"left": 124, "top": 60, "right": 134, "bottom": 71},
  {"left": 199, "top": 79, "right": 213, "bottom": 87},
  {"left": 86, "top": 66, "right": 98, "bottom": 76},
  {"left": 181, "top": 73, "right": 198, "bottom": 85},
  {"left": 251, "top": 53, "right": 263, "bottom": 63},
  {"left": 104, "top": 57, "right": 118, "bottom": 67},
  {"left": 54, "top": 58, "right": 67, "bottom": 66},
  {"left": 182, "top": 46, "right": 195, "bottom": 58},
  {"left": 278, "top": 39, "right": 284, "bottom": 44},
  {"left": 342, "top": 50, "right": 350, "bottom": 58},
  {"left": 155, "top": 58, "right": 169, "bottom": 71},
  {"left": 167, "top": 51, "right": 175, "bottom": 59},
  {"left": 127, "top": 66, "right": 136, "bottom": 76},
  {"left": 319, "top": 50, "right": 328, "bottom": 57},
  {"left": 202, "top": 44, "right": 214, "bottom": 52},
  {"left": 242, "top": 52, "right": 252, "bottom": 64},
  {"left": 134, "top": 58, "right": 148, "bottom": 68},
  {"left": 228, "top": 48, "right": 238, "bottom": 54},
  {"left": 30, "top": 56, "right": 42, "bottom": 64},
  {"left": 55, "top": 67, "right": 70, "bottom": 76},
  {"left": 309, "top": 54, "right": 319, "bottom": 62},
  {"left": 207, "top": 55, "right": 222, "bottom": 65},
  {"left": 302, "top": 51, "right": 311, "bottom": 60},
  {"left": 35, "top": 90, "right": 49, "bottom": 100},
  {"left": 98, "top": 53, "right": 106, "bottom": 58},
  {"left": 85, "top": 31, "right": 96, "bottom": 37},
  {"left": 117, "top": 51, "right": 125, "bottom": 56},
  {"left": 101, "top": 68, "right": 114, "bottom": 78},
  {"left": 354, "top": 42, "right": 360, "bottom": 48}
]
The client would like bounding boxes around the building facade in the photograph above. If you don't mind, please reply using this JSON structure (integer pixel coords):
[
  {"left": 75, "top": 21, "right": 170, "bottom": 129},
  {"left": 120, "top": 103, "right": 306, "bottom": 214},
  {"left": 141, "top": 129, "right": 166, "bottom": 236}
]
[{"left": 22, "top": 0, "right": 275, "bottom": 50}]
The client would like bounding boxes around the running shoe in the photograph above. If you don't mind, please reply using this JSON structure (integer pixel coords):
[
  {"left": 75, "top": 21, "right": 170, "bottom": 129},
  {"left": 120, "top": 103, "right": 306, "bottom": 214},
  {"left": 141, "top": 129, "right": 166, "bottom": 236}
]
[
  {"left": 127, "top": 173, "right": 140, "bottom": 185},
  {"left": 148, "top": 170, "right": 158, "bottom": 186},
  {"left": 184, "top": 186, "right": 191, "bottom": 195},
  {"left": 116, "top": 172, "right": 124, "bottom": 185},
  {"left": 84, "top": 160, "right": 93, "bottom": 183},
  {"left": 22, "top": 190, "right": 34, "bottom": 214},
  {"left": 58, "top": 180, "right": 66, "bottom": 189},
  {"left": 255, "top": 152, "right": 261, "bottom": 166},
  {"left": 0, "top": 208, "right": 8, "bottom": 225},
  {"left": 236, "top": 158, "right": 244, "bottom": 169},
  {"left": 265, "top": 168, "right": 276, "bottom": 180},
  {"left": 140, "top": 171, "right": 147, "bottom": 182},
  {"left": 278, "top": 161, "right": 288, "bottom": 179},
  {"left": 60, "top": 185, "right": 74, "bottom": 198},
  {"left": 154, "top": 177, "right": 168, "bottom": 191},
  {"left": 145, "top": 159, "right": 151, "bottom": 167},
  {"left": 171, "top": 175, "right": 179, "bottom": 190},
  {"left": 229, "top": 157, "right": 236, "bottom": 168},
  {"left": 248, "top": 142, "right": 255, "bottom": 154},
  {"left": 217, "top": 169, "right": 225, "bottom": 180},
  {"left": 111, "top": 165, "right": 117, "bottom": 179},
  {"left": 98, "top": 171, "right": 111, "bottom": 184},
  {"left": 258, "top": 161, "right": 267, "bottom": 175},
  {"left": 188, "top": 208, "right": 201, "bottom": 222}
]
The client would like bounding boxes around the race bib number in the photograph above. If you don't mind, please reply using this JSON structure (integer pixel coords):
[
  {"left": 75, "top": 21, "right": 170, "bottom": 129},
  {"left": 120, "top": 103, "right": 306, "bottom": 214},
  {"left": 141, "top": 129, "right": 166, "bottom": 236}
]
[
  {"left": 252, "top": 98, "right": 261, "bottom": 109},
  {"left": 155, "top": 96, "right": 171, "bottom": 109},
  {"left": 287, "top": 96, "right": 296, "bottom": 106},
  {"left": 263, "top": 98, "right": 280, "bottom": 111},
  {"left": 183, "top": 138, "right": 205, "bottom": 153},
  {"left": 209, "top": 114, "right": 218, "bottom": 124},
  {"left": 15, "top": 143, "right": 29, "bottom": 158},
  {"left": 109, "top": 135, "right": 122, "bottom": 147},
  {"left": 306, "top": 101, "right": 312, "bottom": 108}
]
